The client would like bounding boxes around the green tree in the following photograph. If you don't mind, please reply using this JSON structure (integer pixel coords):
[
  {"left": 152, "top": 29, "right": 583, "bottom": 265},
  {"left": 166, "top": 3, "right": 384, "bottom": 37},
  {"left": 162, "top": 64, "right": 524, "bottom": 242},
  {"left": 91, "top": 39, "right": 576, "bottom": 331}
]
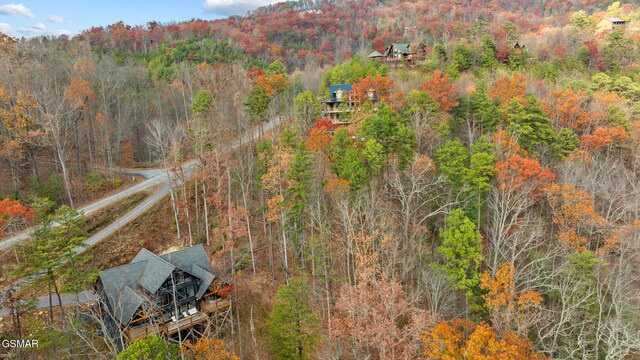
[
  {"left": 563, "top": 250, "right": 604, "bottom": 317},
  {"left": 285, "top": 142, "right": 314, "bottom": 260},
  {"left": 557, "top": 128, "right": 580, "bottom": 158},
  {"left": 339, "top": 147, "right": 369, "bottom": 191},
  {"left": 458, "top": 90, "right": 500, "bottom": 132},
  {"left": 328, "top": 129, "right": 368, "bottom": 190},
  {"left": 118, "top": 335, "right": 179, "bottom": 360},
  {"left": 438, "top": 209, "right": 483, "bottom": 297},
  {"left": 191, "top": 90, "right": 213, "bottom": 115},
  {"left": 358, "top": 104, "right": 414, "bottom": 170},
  {"left": 433, "top": 43, "right": 448, "bottom": 68},
  {"left": 577, "top": 45, "right": 592, "bottom": 70},
  {"left": 435, "top": 139, "right": 470, "bottom": 189},
  {"left": 294, "top": 91, "right": 321, "bottom": 132},
  {"left": 450, "top": 43, "right": 473, "bottom": 73},
  {"left": 505, "top": 96, "right": 561, "bottom": 159},
  {"left": 607, "top": 1, "right": 622, "bottom": 18},
  {"left": 320, "top": 57, "right": 388, "bottom": 96},
  {"left": 362, "top": 138, "right": 385, "bottom": 174},
  {"left": 465, "top": 137, "right": 496, "bottom": 222},
  {"left": 14, "top": 205, "right": 87, "bottom": 322},
  {"left": 481, "top": 35, "right": 498, "bottom": 68},
  {"left": 605, "top": 105, "right": 629, "bottom": 129},
  {"left": 268, "top": 279, "right": 322, "bottom": 360},
  {"left": 266, "top": 60, "right": 287, "bottom": 76},
  {"left": 502, "top": 21, "right": 519, "bottom": 45},
  {"left": 570, "top": 10, "right": 592, "bottom": 29},
  {"left": 256, "top": 139, "right": 274, "bottom": 187},
  {"left": 244, "top": 86, "right": 271, "bottom": 123},
  {"left": 603, "top": 28, "right": 632, "bottom": 73}
]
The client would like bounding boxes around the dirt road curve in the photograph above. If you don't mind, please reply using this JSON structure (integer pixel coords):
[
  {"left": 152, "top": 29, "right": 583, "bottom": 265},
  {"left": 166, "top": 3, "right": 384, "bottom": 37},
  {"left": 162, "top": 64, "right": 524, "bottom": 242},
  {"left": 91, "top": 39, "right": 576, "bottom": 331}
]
[
  {"left": 0, "top": 117, "right": 279, "bottom": 253},
  {"left": 0, "top": 118, "right": 280, "bottom": 314}
]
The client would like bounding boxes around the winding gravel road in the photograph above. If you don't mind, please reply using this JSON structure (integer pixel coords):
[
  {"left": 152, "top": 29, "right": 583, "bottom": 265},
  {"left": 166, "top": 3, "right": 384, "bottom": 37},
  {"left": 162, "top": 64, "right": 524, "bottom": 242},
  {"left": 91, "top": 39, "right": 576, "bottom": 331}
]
[
  {"left": 0, "top": 117, "right": 280, "bottom": 313},
  {"left": 1, "top": 117, "right": 279, "bottom": 253}
]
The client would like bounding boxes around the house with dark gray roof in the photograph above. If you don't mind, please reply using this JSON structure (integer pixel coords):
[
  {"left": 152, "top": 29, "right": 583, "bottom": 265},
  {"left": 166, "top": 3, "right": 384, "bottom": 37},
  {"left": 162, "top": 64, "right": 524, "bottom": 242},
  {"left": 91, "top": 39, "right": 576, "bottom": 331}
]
[{"left": 96, "top": 245, "right": 231, "bottom": 349}]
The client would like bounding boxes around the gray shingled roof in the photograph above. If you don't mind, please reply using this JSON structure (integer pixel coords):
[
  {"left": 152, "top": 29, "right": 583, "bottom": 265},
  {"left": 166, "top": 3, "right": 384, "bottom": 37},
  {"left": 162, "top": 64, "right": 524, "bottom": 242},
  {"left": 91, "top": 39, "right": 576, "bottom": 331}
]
[
  {"left": 192, "top": 264, "right": 215, "bottom": 299},
  {"left": 134, "top": 249, "right": 176, "bottom": 293},
  {"left": 161, "top": 245, "right": 215, "bottom": 275},
  {"left": 99, "top": 261, "right": 147, "bottom": 326},
  {"left": 98, "top": 245, "right": 217, "bottom": 326}
]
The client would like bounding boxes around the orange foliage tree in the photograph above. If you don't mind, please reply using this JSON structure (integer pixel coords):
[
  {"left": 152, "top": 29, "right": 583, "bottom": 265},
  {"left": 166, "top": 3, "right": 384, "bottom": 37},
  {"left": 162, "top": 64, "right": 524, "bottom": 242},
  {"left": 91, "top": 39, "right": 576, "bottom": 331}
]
[
  {"left": 544, "top": 88, "right": 604, "bottom": 131},
  {"left": 580, "top": 126, "right": 629, "bottom": 152},
  {"left": 121, "top": 138, "right": 134, "bottom": 167},
  {"left": 488, "top": 73, "right": 527, "bottom": 108},
  {"left": 480, "top": 263, "right": 542, "bottom": 335},
  {"left": 487, "top": 131, "right": 555, "bottom": 277},
  {"left": 261, "top": 147, "right": 293, "bottom": 222},
  {"left": 592, "top": 91, "right": 628, "bottom": 114},
  {"left": 422, "top": 318, "right": 548, "bottom": 360},
  {"left": 67, "top": 77, "right": 96, "bottom": 108},
  {"left": 544, "top": 183, "right": 606, "bottom": 252},
  {"left": 181, "top": 337, "right": 239, "bottom": 360},
  {"left": 0, "top": 88, "right": 43, "bottom": 191},
  {"left": 0, "top": 198, "right": 35, "bottom": 239},
  {"left": 306, "top": 118, "right": 335, "bottom": 155},
  {"left": 420, "top": 70, "right": 459, "bottom": 112},
  {"left": 350, "top": 75, "right": 394, "bottom": 104},
  {"left": 256, "top": 73, "right": 290, "bottom": 97},
  {"left": 493, "top": 130, "right": 555, "bottom": 195}
]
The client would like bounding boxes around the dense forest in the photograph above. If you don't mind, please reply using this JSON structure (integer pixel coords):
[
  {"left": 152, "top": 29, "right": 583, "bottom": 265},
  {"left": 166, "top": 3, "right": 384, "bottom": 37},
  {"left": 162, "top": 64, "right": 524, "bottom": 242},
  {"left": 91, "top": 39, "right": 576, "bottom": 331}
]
[{"left": 1, "top": 0, "right": 640, "bottom": 359}]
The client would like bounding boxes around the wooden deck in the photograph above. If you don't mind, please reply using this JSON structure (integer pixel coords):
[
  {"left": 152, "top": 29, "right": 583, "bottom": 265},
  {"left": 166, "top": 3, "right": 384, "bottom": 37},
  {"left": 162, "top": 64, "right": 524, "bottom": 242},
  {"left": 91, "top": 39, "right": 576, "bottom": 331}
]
[
  {"left": 123, "top": 298, "right": 231, "bottom": 342},
  {"left": 201, "top": 298, "right": 231, "bottom": 313},
  {"left": 166, "top": 312, "right": 209, "bottom": 334},
  {"left": 127, "top": 323, "right": 162, "bottom": 342}
]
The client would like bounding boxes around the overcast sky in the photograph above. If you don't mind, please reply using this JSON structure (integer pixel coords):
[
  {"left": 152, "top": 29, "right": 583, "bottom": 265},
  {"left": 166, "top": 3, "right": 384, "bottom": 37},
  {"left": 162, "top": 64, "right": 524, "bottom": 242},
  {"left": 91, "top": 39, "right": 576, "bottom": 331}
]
[{"left": 0, "top": 0, "right": 282, "bottom": 37}]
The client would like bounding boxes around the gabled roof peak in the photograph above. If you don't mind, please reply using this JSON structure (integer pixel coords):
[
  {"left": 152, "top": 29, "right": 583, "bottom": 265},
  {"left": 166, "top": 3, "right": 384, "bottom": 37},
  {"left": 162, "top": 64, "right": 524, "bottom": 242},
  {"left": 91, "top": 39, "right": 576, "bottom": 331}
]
[{"left": 98, "top": 245, "right": 218, "bottom": 327}]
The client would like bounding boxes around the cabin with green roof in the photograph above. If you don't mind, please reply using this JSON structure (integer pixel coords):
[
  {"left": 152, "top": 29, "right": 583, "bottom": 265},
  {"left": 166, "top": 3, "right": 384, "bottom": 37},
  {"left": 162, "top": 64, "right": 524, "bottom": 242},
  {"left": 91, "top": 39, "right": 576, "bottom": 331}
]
[{"left": 382, "top": 42, "right": 427, "bottom": 65}]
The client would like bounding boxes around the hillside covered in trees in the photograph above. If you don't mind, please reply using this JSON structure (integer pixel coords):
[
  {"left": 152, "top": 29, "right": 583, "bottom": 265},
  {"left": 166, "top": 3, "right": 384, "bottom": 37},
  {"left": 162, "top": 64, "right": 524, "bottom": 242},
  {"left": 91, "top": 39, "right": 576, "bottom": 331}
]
[{"left": 1, "top": 0, "right": 640, "bottom": 359}]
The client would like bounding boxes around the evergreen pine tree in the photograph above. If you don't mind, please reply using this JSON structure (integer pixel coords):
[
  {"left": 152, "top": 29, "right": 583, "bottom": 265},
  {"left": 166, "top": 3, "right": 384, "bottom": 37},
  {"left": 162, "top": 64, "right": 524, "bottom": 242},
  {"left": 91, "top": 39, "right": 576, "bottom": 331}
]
[{"left": 268, "top": 279, "right": 322, "bottom": 360}]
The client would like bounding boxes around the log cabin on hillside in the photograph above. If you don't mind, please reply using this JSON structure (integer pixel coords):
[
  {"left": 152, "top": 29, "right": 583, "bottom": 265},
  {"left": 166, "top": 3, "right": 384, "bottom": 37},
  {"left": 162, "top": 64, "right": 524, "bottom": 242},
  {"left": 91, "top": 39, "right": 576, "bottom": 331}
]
[
  {"left": 596, "top": 17, "right": 627, "bottom": 33},
  {"left": 383, "top": 42, "right": 427, "bottom": 65},
  {"left": 96, "top": 245, "right": 231, "bottom": 350},
  {"left": 322, "top": 84, "right": 379, "bottom": 124},
  {"left": 323, "top": 84, "right": 355, "bottom": 123}
]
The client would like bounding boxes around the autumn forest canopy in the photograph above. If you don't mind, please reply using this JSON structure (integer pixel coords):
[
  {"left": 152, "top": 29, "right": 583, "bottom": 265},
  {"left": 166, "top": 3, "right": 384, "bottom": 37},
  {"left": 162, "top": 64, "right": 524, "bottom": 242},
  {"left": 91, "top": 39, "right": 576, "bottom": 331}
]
[{"left": 1, "top": 0, "right": 640, "bottom": 359}]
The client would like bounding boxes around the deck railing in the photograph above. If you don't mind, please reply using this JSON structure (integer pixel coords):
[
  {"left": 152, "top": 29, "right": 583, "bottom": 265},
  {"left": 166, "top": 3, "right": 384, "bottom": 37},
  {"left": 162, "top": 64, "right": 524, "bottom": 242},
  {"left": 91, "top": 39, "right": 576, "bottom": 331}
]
[{"left": 123, "top": 298, "right": 231, "bottom": 342}]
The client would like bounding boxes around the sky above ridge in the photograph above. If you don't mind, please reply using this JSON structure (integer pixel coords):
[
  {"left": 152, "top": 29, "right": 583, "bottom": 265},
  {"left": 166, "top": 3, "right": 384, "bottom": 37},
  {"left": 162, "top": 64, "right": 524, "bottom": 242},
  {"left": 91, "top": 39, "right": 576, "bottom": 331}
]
[{"left": 0, "top": 0, "right": 282, "bottom": 37}]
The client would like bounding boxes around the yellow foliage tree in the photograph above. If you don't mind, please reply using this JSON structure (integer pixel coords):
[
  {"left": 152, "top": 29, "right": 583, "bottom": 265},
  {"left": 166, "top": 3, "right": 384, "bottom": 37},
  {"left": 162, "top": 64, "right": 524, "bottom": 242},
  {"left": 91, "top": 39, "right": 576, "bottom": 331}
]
[
  {"left": 422, "top": 318, "right": 547, "bottom": 360},
  {"left": 545, "top": 183, "right": 606, "bottom": 251},
  {"left": 480, "top": 263, "right": 542, "bottom": 335}
]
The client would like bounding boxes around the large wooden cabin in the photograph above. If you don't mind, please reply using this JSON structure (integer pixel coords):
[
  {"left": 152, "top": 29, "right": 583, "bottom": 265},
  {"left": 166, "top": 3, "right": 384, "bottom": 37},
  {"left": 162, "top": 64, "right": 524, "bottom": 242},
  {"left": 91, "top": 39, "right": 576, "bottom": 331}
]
[{"left": 96, "top": 245, "right": 231, "bottom": 349}]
